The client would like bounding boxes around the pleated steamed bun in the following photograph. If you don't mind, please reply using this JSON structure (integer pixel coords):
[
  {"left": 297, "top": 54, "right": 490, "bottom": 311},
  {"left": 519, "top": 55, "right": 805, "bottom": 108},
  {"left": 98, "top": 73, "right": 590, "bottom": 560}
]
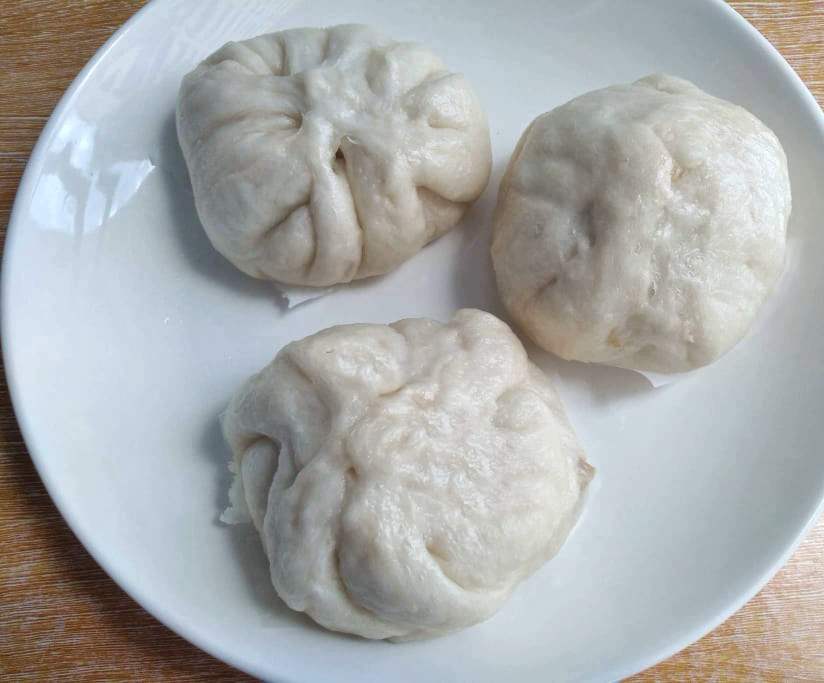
[
  {"left": 177, "top": 24, "right": 491, "bottom": 287},
  {"left": 222, "top": 309, "right": 592, "bottom": 640}
]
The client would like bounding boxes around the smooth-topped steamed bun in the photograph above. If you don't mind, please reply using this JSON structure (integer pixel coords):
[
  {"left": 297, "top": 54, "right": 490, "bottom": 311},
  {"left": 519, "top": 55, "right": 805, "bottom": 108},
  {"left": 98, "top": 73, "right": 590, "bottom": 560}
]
[
  {"left": 492, "top": 74, "right": 791, "bottom": 373},
  {"left": 178, "top": 24, "right": 491, "bottom": 287},
  {"left": 222, "top": 309, "right": 592, "bottom": 640}
]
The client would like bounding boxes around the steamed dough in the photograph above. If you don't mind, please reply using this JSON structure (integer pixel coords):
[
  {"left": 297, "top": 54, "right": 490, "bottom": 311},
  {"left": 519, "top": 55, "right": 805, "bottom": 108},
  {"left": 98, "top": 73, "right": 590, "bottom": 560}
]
[
  {"left": 492, "top": 74, "right": 792, "bottom": 373},
  {"left": 177, "top": 24, "right": 491, "bottom": 287},
  {"left": 222, "top": 309, "right": 592, "bottom": 640}
]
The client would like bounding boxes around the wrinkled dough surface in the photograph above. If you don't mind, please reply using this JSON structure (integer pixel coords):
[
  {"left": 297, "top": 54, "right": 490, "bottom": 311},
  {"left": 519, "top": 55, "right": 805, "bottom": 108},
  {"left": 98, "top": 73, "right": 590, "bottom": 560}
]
[
  {"left": 178, "top": 24, "right": 491, "bottom": 286},
  {"left": 223, "top": 309, "right": 592, "bottom": 640},
  {"left": 491, "top": 74, "right": 792, "bottom": 373}
]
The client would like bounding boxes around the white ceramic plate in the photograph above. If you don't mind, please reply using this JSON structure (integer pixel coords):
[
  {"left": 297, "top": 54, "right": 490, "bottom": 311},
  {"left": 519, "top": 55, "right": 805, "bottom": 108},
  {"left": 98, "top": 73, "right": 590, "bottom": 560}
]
[{"left": 4, "top": 0, "right": 824, "bottom": 680}]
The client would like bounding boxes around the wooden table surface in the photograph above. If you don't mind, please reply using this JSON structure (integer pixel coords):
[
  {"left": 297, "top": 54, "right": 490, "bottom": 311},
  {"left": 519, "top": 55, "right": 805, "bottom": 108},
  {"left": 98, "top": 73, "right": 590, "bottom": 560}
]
[{"left": 1, "top": 1, "right": 822, "bottom": 680}]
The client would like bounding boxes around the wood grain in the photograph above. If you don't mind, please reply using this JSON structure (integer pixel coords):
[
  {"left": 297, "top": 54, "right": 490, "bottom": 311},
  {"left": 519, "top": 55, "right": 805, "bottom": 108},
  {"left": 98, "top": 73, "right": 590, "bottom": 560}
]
[{"left": 0, "top": 1, "right": 822, "bottom": 680}]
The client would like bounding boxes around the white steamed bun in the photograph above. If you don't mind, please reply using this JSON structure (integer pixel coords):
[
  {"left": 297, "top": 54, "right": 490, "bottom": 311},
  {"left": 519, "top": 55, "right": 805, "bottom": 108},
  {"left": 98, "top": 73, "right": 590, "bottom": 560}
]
[
  {"left": 177, "top": 24, "right": 491, "bottom": 287},
  {"left": 223, "top": 309, "right": 592, "bottom": 640},
  {"left": 492, "top": 74, "right": 791, "bottom": 373}
]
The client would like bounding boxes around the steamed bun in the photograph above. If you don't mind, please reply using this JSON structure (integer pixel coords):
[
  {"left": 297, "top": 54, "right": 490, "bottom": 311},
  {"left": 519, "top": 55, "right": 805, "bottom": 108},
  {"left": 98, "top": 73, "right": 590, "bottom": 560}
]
[
  {"left": 492, "top": 74, "right": 791, "bottom": 373},
  {"left": 223, "top": 309, "right": 592, "bottom": 640},
  {"left": 177, "top": 24, "right": 491, "bottom": 287}
]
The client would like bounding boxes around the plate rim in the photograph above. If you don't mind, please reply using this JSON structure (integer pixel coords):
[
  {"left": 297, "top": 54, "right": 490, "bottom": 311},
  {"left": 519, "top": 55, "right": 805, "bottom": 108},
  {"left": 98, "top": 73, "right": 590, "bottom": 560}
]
[{"left": 2, "top": 0, "right": 824, "bottom": 680}]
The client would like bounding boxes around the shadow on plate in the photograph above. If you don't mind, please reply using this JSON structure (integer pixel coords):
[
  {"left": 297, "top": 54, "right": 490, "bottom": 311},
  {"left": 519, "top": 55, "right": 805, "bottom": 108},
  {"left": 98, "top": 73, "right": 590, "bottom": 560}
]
[
  {"left": 533, "top": 347, "right": 652, "bottom": 404},
  {"left": 446, "top": 159, "right": 506, "bottom": 315},
  {"left": 156, "top": 111, "right": 286, "bottom": 308}
]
